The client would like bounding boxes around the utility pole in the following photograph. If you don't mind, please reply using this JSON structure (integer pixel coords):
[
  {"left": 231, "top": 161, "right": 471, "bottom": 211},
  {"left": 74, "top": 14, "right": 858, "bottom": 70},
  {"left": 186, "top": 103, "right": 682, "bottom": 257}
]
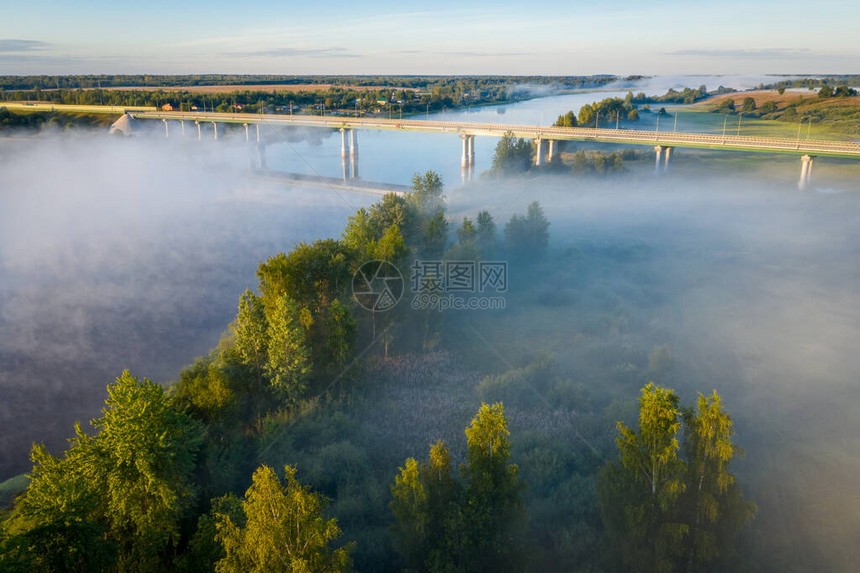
[
  {"left": 737, "top": 113, "right": 743, "bottom": 136},
  {"left": 673, "top": 113, "right": 677, "bottom": 132},
  {"left": 723, "top": 115, "right": 728, "bottom": 137}
]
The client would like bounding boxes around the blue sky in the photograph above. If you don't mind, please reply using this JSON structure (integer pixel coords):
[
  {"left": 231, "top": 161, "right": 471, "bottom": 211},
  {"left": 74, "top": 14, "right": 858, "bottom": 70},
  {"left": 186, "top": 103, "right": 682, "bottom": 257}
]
[{"left": 1, "top": 0, "right": 858, "bottom": 75}]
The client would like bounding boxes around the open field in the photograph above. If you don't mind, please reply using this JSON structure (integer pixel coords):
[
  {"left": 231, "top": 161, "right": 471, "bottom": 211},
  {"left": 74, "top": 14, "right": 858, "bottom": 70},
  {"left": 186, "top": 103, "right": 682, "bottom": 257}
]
[
  {"left": 689, "top": 90, "right": 860, "bottom": 137},
  {"left": 700, "top": 90, "right": 821, "bottom": 108}
]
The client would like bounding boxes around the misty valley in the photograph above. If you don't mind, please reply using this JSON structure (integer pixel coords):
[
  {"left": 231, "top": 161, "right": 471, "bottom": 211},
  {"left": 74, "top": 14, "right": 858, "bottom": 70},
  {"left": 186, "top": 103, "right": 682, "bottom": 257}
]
[{"left": 1, "top": 74, "right": 860, "bottom": 573}]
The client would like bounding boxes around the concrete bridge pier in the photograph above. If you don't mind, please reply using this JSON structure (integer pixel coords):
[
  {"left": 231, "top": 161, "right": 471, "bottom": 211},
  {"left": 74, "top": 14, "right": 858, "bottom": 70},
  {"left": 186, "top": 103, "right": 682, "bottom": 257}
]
[
  {"left": 256, "top": 124, "right": 261, "bottom": 143},
  {"left": 534, "top": 138, "right": 546, "bottom": 166},
  {"left": 547, "top": 140, "right": 557, "bottom": 162},
  {"left": 163, "top": 119, "right": 169, "bottom": 139},
  {"left": 243, "top": 123, "right": 249, "bottom": 143},
  {"left": 461, "top": 134, "right": 469, "bottom": 168},
  {"left": 349, "top": 129, "right": 359, "bottom": 179},
  {"left": 654, "top": 146, "right": 675, "bottom": 174},
  {"left": 341, "top": 128, "right": 348, "bottom": 159},
  {"left": 196, "top": 120, "right": 201, "bottom": 141},
  {"left": 212, "top": 122, "right": 218, "bottom": 141},
  {"left": 468, "top": 135, "right": 475, "bottom": 167},
  {"left": 180, "top": 120, "right": 185, "bottom": 137},
  {"left": 663, "top": 147, "right": 674, "bottom": 173},
  {"left": 798, "top": 155, "right": 815, "bottom": 190}
]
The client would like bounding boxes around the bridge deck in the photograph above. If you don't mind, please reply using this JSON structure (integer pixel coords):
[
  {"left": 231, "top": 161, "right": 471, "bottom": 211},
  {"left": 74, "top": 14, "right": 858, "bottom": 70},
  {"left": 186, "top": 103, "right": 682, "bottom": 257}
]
[
  {"left": 3, "top": 102, "right": 859, "bottom": 158},
  {"left": 135, "top": 111, "right": 860, "bottom": 159}
]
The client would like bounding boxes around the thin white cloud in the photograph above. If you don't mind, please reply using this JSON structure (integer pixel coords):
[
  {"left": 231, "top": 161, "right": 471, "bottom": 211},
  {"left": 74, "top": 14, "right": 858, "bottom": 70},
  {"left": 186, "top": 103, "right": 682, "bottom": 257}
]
[
  {"left": 224, "top": 47, "right": 360, "bottom": 59},
  {"left": 0, "top": 39, "right": 50, "bottom": 52},
  {"left": 667, "top": 48, "right": 841, "bottom": 59}
]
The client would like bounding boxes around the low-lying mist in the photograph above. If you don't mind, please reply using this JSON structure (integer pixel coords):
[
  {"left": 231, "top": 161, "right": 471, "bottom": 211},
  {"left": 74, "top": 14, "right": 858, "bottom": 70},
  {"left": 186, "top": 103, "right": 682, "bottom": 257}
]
[
  {"left": 0, "top": 132, "right": 371, "bottom": 478},
  {"left": 2, "top": 125, "right": 860, "bottom": 571},
  {"left": 446, "top": 171, "right": 860, "bottom": 572}
]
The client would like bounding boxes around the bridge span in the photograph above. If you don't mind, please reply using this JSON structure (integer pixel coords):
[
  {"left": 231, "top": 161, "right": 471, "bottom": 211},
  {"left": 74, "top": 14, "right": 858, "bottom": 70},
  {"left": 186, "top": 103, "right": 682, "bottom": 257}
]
[
  {"left": 131, "top": 110, "right": 860, "bottom": 189},
  {"left": 4, "top": 102, "right": 859, "bottom": 189}
]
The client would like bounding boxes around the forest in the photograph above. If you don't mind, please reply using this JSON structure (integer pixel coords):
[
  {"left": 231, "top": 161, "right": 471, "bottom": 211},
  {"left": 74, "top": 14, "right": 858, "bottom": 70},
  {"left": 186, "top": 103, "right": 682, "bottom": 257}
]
[{"left": 0, "top": 134, "right": 757, "bottom": 571}]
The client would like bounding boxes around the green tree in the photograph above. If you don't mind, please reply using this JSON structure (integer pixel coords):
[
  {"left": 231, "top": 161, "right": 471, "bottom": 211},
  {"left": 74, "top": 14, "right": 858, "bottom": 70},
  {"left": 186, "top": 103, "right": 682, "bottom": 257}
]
[
  {"left": 178, "top": 495, "right": 244, "bottom": 573},
  {"left": 598, "top": 383, "right": 686, "bottom": 573},
  {"left": 716, "top": 99, "right": 735, "bottom": 113},
  {"left": 256, "top": 240, "right": 354, "bottom": 314},
  {"left": 411, "top": 170, "right": 444, "bottom": 203},
  {"left": 680, "top": 392, "right": 756, "bottom": 571},
  {"left": 818, "top": 85, "right": 833, "bottom": 98},
  {"left": 554, "top": 110, "right": 577, "bottom": 127},
  {"left": 324, "top": 298, "right": 358, "bottom": 372},
  {"left": 233, "top": 290, "right": 269, "bottom": 392},
  {"left": 390, "top": 457, "right": 427, "bottom": 562},
  {"left": 421, "top": 211, "right": 448, "bottom": 258},
  {"left": 342, "top": 207, "right": 376, "bottom": 260},
  {"left": 265, "top": 294, "right": 311, "bottom": 403},
  {"left": 22, "top": 371, "right": 204, "bottom": 571},
  {"left": 476, "top": 210, "right": 497, "bottom": 253},
  {"left": 215, "top": 465, "right": 352, "bottom": 573},
  {"left": 458, "top": 217, "right": 477, "bottom": 245},
  {"left": 578, "top": 103, "right": 596, "bottom": 126},
  {"left": 461, "top": 403, "right": 525, "bottom": 572},
  {"left": 170, "top": 358, "right": 235, "bottom": 422},
  {"left": 390, "top": 441, "right": 462, "bottom": 572},
  {"left": 490, "top": 132, "right": 533, "bottom": 176},
  {"left": 759, "top": 101, "right": 777, "bottom": 115},
  {"left": 504, "top": 201, "right": 550, "bottom": 257},
  {"left": 741, "top": 97, "right": 757, "bottom": 113},
  {"left": 368, "top": 193, "right": 419, "bottom": 246},
  {"left": 0, "top": 518, "right": 117, "bottom": 573},
  {"left": 374, "top": 223, "right": 410, "bottom": 266},
  {"left": 93, "top": 372, "right": 204, "bottom": 569}
]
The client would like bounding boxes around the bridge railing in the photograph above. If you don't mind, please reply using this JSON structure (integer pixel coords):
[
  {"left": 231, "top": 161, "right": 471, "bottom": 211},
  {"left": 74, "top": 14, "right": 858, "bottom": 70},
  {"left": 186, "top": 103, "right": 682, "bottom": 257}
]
[{"left": 128, "top": 110, "right": 860, "bottom": 156}]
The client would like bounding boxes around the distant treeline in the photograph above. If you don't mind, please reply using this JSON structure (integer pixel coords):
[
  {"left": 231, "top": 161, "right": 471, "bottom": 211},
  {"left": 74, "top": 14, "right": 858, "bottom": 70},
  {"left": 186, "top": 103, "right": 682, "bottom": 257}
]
[
  {"left": 0, "top": 76, "right": 630, "bottom": 116},
  {"left": 760, "top": 75, "right": 860, "bottom": 90},
  {"left": 0, "top": 74, "right": 624, "bottom": 92}
]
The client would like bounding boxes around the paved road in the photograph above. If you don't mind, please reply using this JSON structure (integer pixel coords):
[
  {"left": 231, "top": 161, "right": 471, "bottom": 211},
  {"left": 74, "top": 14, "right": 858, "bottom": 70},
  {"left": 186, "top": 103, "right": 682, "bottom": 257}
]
[
  {"left": 134, "top": 111, "right": 860, "bottom": 159},
  {"left": 4, "top": 102, "right": 859, "bottom": 158}
]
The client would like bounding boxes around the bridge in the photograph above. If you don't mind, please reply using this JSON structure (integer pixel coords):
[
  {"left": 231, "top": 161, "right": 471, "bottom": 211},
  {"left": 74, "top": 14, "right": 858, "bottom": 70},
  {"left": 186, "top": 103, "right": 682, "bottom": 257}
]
[{"left": 5, "top": 102, "right": 860, "bottom": 189}]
